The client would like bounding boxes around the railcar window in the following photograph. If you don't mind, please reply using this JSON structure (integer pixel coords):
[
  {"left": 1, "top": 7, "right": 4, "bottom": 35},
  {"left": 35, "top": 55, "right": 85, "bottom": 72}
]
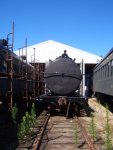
[
  {"left": 107, "top": 62, "right": 109, "bottom": 77},
  {"left": 97, "top": 71, "right": 98, "bottom": 79},
  {"left": 112, "top": 60, "right": 113, "bottom": 76},
  {"left": 99, "top": 69, "right": 101, "bottom": 78},
  {"left": 98, "top": 69, "right": 100, "bottom": 79},
  {"left": 95, "top": 71, "right": 97, "bottom": 80},
  {"left": 97, "top": 69, "right": 99, "bottom": 79},
  {"left": 108, "top": 62, "right": 110, "bottom": 77},
  {"left": 105, "top": 64, "right": 106, "bottom": 78},
  {"left": 100, "top": 67, "right": 102, "bottom": 78},
  {"left": 110, "top": 60, "right": 112, "bottom": 76},
  {"left": 101, "top": 67, "right": 103, "bottom": 78},
  {"left": 106, "top": 63, "right": 108, "bottom": 77},
  {"left": 103, "top": 66, "right": 104, "bottom": 78},
  {"left": 102, "top": 66, "right": 104, "bottom": 78}
]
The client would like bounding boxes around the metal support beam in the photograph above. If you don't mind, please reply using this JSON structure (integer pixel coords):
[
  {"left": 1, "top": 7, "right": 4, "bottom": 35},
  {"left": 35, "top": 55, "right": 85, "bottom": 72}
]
[
  {"left": 6, "top": 22, "right": 14, "bottom": 110},
  {"left": 80, "top": 59, "right": 85, "bottom": 96}
]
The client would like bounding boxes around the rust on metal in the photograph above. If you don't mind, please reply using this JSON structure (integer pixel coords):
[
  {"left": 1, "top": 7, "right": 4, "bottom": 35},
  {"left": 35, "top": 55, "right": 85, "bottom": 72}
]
[
  {"left": 58, "top": 97, "right": 67, "bottom": 106},
  {"left": 77, "top": 117, "right": 96, "bottom": 150},
  {"left": 31, "top": 62, "right": 45, "bottom": 96},
  {"left": 32, "top": 113, "right": 50, "bottom": 150},
  {"left": 6, "top": 22, "right": 14, "bottom": 109}
]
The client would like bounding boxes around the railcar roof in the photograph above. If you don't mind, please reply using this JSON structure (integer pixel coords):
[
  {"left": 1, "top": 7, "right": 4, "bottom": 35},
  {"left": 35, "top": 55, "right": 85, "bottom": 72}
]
[{"left": 94, "top": 47, "right": 113, "bottom": 69}]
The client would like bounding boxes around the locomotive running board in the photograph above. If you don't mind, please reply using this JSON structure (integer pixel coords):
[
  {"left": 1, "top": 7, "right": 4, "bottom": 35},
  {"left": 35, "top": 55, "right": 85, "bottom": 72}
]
[{"left": 36, "top": 95, "right": 87, "bottom": 104}]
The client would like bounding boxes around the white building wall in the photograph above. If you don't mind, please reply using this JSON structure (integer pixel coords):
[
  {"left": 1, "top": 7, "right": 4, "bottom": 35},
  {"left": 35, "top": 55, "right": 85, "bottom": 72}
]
[{"left": 14, "top": 40, "right": 102, "bottom": 64}]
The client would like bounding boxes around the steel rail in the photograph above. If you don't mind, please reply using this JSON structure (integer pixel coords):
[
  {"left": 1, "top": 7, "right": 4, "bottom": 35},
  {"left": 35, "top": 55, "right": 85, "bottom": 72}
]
[
  {"left": 77, "top": 117, "right": 96, "bottom": 150},
  {"left": 32, "top": 113, "right": 50, "bottom": 150}
]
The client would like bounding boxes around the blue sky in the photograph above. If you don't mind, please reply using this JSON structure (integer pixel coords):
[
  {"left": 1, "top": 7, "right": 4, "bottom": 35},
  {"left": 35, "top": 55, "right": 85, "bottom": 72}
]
[{"left": 0, "top": 0, "right": 113, "bottom": 57}]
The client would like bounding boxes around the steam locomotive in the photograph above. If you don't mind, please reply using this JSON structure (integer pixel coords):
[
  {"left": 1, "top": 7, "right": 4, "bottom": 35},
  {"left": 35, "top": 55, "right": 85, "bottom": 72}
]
[
  {"left": 37, "top": 50, "right": 87, "bottom": 116},
  {"left": 0, "top": 39, "right": 34, "bottom": 102}
]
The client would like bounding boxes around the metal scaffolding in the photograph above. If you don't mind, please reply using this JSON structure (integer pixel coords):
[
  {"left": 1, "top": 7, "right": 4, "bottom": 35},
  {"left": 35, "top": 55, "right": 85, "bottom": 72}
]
[
  {"left": 6, "top": 22, "right": 14, "bottom": 109},
  {"left": 22, "top": 39, "right": 29, "bottom": 107},
  {"left": 36, "top": 62, "right": 45, "bottom": 96},
  {"left": 31, "top": 62, "right": 45, "bottom": 97},
  {"left": 0, "top": 25, "right": 45, "bottom": 110},
  {"left": 31, "top": 48, "right": 36, "bottom": 101}
]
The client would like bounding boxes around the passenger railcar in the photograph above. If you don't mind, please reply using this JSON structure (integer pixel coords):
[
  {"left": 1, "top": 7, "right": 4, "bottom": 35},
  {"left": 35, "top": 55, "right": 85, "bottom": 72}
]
[{"left": 93, "top": 48, "right": 113, "bottom": 97}]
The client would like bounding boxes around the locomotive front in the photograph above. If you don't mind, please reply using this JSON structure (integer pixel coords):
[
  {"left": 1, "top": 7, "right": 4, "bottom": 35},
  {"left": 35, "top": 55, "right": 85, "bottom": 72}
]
[{"left": 44, "top": 50, "right": 82, "bottom": 96}]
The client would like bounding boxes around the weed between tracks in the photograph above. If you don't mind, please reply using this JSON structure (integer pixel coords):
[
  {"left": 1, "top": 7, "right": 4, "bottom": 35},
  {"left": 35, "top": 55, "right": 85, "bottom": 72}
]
[
  {"left": 104, "top": 105, "right": 113, "bottom": 150},
  {"left": 88, "top": 113, "right": 97, "bottom": 141},
  {"left": 74, "top": 122, "right": 78, "bottom": 145}
]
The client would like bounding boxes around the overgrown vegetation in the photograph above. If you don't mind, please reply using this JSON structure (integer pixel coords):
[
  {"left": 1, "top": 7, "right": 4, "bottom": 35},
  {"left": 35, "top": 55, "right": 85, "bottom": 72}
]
[
  {"left": 18, "top": 116, "right": 26, "bottom": 139},
  {"left": 11, "top": 103, "right": 18, "bottom": 121},
  {"left": 104, "top": 104, "right": 113, "bottom": 150},
  {"left": 17, "top": 103, "right": 37, "bottom": 140},
  {"left": 88, "top": 112, "right": 97, "bottom": 142},
  {"left": 30, "top": 103, "right": 36, "bottom": 125}
]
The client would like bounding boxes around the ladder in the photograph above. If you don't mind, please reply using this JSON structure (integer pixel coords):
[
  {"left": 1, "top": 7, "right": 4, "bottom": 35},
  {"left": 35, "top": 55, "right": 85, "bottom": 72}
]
[{"left": 6, "top": 22, "right": 14, "bottom": 110}]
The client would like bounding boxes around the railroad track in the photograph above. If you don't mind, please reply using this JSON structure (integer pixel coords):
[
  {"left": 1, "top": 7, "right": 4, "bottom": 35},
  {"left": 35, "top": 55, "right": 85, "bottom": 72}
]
[
  {"left": 16, "top": 111, "right": 103, "bottom": 150},
  {"left": 76, "top": 117, "right": 96, "bottom": 150},
  {"left": 32, "top": 113, "right": 50, "bottom": 150},
  {"left": 38, "top": 115, "right": 103, "bottom": 150}
]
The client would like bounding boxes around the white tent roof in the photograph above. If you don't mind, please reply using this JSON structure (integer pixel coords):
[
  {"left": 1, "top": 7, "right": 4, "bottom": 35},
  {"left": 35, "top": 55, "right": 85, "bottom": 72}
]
[{"left": 14, "top": 40, "right": 102, "bottom": 64}]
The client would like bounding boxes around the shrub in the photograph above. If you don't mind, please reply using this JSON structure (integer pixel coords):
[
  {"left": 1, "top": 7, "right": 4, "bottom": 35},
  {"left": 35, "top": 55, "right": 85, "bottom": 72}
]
[
  {"left": 11, "top": 103, "right": 18, "bottom": 121},
  {"left": 18, "top": 116, "right": 26, "bottom": 139},
  {"left": 30, "top": 103, "right": 36, "bottom": 125},
  {"left": 18, "top": 103, "right": 37, "bottom": 140}
]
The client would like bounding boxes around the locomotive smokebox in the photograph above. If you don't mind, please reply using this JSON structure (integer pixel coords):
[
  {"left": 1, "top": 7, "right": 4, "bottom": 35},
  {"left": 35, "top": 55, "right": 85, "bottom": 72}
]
[{"left": 44, "top": 51, "right": 82, "bottom": 95}]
